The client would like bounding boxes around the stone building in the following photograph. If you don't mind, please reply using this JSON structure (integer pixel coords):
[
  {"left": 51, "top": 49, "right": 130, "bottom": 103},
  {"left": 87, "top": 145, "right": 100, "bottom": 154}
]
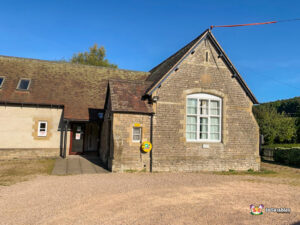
[{"left": 0, "top": 29, "right": 260, "bottom": 172}]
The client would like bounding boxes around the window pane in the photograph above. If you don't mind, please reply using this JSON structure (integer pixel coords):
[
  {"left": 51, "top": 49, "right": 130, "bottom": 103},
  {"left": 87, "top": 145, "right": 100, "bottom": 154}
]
[
  {"left": 210, "top": 125, "right": 219, "bottom": 133},
  {"left": 200, "top": 117, "right": 208, "bottom": 133},
  {"left": 210, "top": 108, "right": 220, "bottom": 115},
  {"left": 187, "top": 115, "right": 197, "bottom": 140},
  {"left": 210, "top": 101, "right": 219, "bottom": 108},
  {"left": 40, "top": 123, "right": 46, "bottom": 129},
  {"left": 18, "top": 79, "right": 30, "bottom": 90},
  {"left": 210, "top": 117, "right": 219, "bottom": 125},
  {"left": 200, "top": 133, "right": 208, "bottom": 139},
  {"left": 187, "top": 124, "right": 196, "bottom": 132},
  {"left": 133, "top": 128, "right": 141, "bottom": 135},
  {"left": 187, "top": 132, "right": 196, "bottom": 140},
  {"left": 133, "top": 135, "right": 140, "bottom": 141},
  {"left": 210, "top": 101, "right": 220, "bottom": 115},
  {"left": 200, "top": 117, "right": 208, "bottom": 125},
  {"left": 200, "top": 125, "right": 208, "bottom": 132},
  {"left": 187, "top": 98, "right": 197, "bottom": 106},
  {"left": 187, "top": 107, "right": 197, "bottom": 114},
  {"left": 0, "top": 77, "right": 3, "bottom": 87},
  {"left": 210, "top": 133, "right": 219, "bottom": 140},
  {"left": 187, "top": 116, "right": 197, "bottom": 124},
  {"left": 187, "top": 99, "right": 197, "bottom": 114},
  {"left": 200, "top": 100, "right": 208, "bottom": 115}
]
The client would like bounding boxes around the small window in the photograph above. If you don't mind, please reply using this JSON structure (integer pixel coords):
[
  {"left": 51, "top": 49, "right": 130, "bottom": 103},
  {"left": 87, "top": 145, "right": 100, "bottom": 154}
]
[
  {"left": 0, "top": 77, "right": 4, "bottom": 88},
  {"left": 17, "top": 79, "right": 31, "bottom": 90},
  {"left": 38, "top": 121, "right": 48, "bottom": 137},
  {"left": 205, "top": 51, "right": 209, "bottom": 62},
  {"left": 132, "top": 127, "right": 142, "bottom": 142}
]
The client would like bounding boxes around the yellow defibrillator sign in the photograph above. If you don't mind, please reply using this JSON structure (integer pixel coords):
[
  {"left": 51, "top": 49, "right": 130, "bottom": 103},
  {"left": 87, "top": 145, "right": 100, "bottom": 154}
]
[{"left": 141, "top": 141, "right": 152, "bottom": 153}]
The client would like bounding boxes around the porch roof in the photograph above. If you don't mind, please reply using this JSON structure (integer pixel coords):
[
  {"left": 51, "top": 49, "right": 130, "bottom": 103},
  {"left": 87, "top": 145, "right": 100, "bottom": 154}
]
[{"left": 109, "top": 80, "right": 153, "bottom": 114}]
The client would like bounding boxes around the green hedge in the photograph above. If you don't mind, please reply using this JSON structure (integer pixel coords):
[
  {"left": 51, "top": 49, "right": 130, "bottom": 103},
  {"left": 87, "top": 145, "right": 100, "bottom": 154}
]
[{"left": 273, "top": 148, "right": 300, "bottom": 166}]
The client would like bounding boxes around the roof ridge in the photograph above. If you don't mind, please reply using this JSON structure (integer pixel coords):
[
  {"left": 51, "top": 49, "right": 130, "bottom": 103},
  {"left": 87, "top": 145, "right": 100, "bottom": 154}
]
[
  {"left": 0, "top": 55, "right": 149, "bottom": 74},
  {"left": 109, "top": 79, "right": 152, "bottom": 84}
]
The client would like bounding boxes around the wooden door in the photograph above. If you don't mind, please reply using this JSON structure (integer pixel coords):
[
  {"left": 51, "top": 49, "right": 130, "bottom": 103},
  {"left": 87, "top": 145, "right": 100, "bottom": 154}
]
[{"left": 71, "top": 124, "right": 85, "bottom": 153}]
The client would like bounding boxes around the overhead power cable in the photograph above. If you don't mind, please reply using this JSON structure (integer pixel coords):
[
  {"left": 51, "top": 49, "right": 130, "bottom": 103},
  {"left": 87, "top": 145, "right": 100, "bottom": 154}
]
[{"left": 210, "top": 18, "right": 300, "bottom": 30}]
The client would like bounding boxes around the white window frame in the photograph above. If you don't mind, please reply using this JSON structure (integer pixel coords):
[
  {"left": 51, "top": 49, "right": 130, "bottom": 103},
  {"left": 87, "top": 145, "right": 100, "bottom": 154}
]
[
  {"left": 132, "top": 127, "right": 142, "bottom": 142},
  {"left": 186, "top": 93, "right": 222, "bottom": 143},
  {"left": 38, "top": 121, "right": 48, "bottom": 137}
]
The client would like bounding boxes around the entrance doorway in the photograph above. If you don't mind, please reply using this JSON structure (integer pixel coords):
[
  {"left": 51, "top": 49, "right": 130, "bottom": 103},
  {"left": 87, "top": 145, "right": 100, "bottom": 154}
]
[
  {"left": 70, "top": 123, "right": 85, "bottom": 154},
  {"left": 69, "top": 122, "right": 100, "bottom": 155},
  {"left": 85, "top": 122, "right": 100, "bottom": 152}
]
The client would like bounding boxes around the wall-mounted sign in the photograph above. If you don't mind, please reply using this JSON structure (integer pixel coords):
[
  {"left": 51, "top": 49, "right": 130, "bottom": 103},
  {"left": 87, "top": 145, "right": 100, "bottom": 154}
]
[
  {"left": 202, "top": 144, "right": 210, "bottom": 149},
  {"left": 75, "top": 133, "right": 81, "bottom": 140},
  {"left": 134, "top": 123, "right": 141, "bottom": 127},
  {"left": 141, "top": 141, "right": 152, "bottom": 153}
]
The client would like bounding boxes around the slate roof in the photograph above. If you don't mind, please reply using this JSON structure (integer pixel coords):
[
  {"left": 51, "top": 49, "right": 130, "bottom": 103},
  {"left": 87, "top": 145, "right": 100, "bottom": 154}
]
[
  {"left": 109, "top": 80, "right": 153, "bottom": 114},
  {"left": 0, "top": 56, "right": 149, "bottom": 120}
]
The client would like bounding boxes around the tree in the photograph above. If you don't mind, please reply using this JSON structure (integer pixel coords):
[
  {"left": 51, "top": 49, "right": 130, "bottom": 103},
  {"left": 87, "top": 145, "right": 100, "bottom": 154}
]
[
  {"left": 71, "top": 44, "right": 117, "bottom": 68},
  {"left": 253, "top": 106, "right": 297, "bottom": 144}
]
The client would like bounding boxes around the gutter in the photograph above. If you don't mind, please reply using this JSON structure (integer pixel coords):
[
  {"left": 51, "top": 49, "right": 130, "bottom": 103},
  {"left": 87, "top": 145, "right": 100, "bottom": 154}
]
[
  {"left": 111, "top": 110, "right": 154, "bottom": 115},
  {"left": 0, "top": 101, "right": 63, "bottom": 108}
]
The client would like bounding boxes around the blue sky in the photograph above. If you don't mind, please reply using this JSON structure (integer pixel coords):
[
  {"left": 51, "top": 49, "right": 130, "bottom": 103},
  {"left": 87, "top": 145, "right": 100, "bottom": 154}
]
[{"left": 0, "top": 0, "right": 299, "bottom": 103}]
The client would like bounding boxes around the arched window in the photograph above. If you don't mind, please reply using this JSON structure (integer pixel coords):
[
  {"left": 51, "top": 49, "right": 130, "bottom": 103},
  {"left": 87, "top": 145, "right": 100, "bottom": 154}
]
[{"left": 186, "top": 93, "right": 222, "bottom": 142}]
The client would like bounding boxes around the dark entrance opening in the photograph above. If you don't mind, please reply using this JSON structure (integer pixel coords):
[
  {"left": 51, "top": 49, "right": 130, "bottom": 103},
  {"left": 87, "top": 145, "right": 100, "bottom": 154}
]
[
  {"left": 70, "top": 123, "right": 85, "bottom": 154},
  {"left": 69, "top": 122, "right": 101, "bottom": 155}
]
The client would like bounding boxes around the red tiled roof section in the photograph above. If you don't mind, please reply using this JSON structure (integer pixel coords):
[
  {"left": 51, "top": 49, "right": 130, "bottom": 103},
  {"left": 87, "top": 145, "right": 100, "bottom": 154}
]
[
  {"left": 0, "top": 56, "right": 149, "bottom": 120},
  {"left": 109, "top": 80, "right": 153, "bottom": 114}
]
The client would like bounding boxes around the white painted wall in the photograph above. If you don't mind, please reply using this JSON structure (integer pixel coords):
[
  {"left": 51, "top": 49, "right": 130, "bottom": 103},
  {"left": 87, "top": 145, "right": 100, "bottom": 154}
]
[{"left": 0, "top": 106, "right": 63, "bottom": 149}]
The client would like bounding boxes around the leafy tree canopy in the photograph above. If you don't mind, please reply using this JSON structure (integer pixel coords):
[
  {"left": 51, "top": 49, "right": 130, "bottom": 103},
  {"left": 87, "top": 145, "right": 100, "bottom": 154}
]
[
  {"left": 71, "top": 44, "right": 117, "bottom": 68},
  {"left": 253, "top": 97, "right": 300, "bottom": 144}
]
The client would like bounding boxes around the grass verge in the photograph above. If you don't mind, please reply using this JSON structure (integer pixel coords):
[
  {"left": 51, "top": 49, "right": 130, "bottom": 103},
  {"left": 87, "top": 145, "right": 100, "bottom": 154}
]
[
  {"left": 214, "top": 168, "right": 277, "bottom": 176},
  {"left": 124, "top": 168, "right": 147, "bottom": 173},
  {"left": 0, "top": 158, "right": 55, "bottom": 186},
  {"left": 214, "top": 162, "right": 300, "bottom": 186}
]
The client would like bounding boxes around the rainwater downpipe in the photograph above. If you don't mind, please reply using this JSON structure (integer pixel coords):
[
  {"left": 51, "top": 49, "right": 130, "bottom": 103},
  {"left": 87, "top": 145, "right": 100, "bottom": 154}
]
[{"left": 150, "top": 113, "right": 153, "bottom": 172}]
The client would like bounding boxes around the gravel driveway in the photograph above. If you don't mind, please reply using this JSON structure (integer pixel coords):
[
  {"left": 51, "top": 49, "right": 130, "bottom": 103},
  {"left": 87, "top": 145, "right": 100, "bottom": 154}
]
[{"left": 0, "top": 172, "right": 299, "bottom": 225}]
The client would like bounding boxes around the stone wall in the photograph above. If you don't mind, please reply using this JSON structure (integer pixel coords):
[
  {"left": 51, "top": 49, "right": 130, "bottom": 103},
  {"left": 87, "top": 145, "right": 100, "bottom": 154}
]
[
  {"left": 151, "top": 38, "right": 260, "bottom": 171},
  {"left": 111, "top": 113, "right": 151, "bottom": 172}
]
